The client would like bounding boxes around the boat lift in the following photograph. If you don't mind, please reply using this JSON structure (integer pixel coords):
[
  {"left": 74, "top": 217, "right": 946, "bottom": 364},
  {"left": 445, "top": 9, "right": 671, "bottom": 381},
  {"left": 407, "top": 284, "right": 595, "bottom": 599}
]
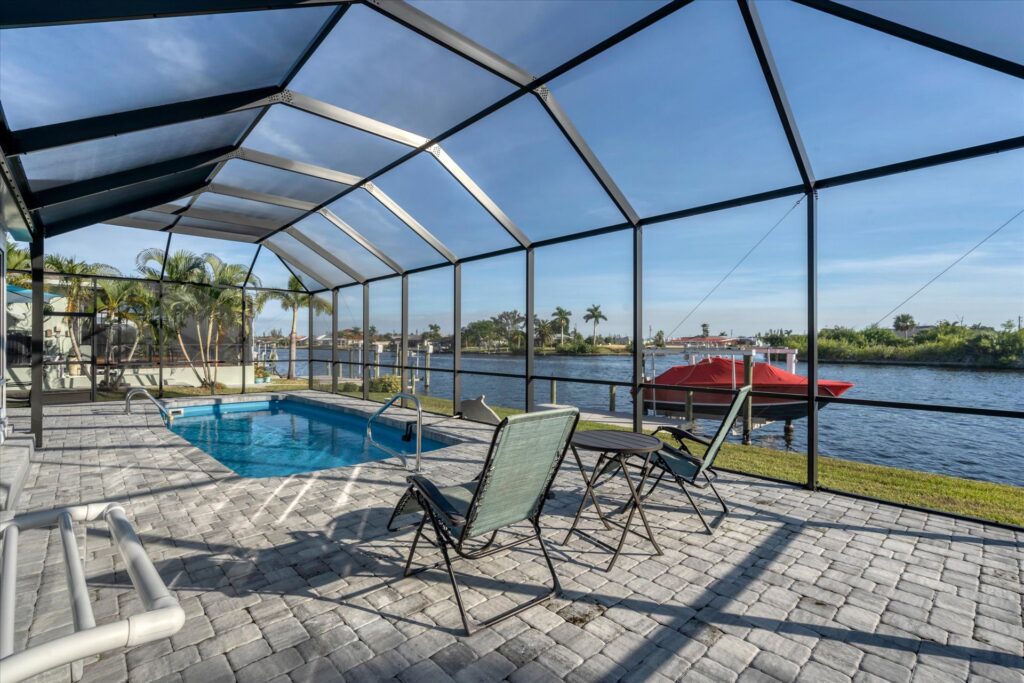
[{"left": 644, "top": 345, "right": 801, "bottom": 443}]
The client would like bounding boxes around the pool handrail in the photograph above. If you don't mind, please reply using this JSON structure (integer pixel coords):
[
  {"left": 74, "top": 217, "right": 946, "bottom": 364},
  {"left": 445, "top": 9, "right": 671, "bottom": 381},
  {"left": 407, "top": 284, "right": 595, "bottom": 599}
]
[
  {"left": 124, "top": 388, "right": 171, "bottom": 423},
  {"left": 366, "top": 393, "right": 423, "bottom": 472}
]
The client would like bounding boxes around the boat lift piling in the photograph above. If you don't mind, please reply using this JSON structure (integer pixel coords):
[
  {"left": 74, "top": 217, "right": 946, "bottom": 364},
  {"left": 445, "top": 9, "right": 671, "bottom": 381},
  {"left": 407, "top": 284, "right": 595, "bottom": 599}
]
[{"left": 643, "top": 345, "right": 842, "bottom": 444}]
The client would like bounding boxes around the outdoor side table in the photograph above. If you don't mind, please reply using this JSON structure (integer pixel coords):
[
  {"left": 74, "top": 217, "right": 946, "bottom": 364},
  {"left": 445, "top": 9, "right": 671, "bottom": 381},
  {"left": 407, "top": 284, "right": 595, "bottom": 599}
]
[{"left": 562, "top": 430, "right": 664, "bottom": 572}]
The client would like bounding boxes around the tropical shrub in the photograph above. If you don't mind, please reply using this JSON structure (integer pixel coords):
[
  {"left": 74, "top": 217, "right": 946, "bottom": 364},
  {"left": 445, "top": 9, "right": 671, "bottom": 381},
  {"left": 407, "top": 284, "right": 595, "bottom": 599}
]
[{"left": 368, "top": 375, "right": 402, "bottom": 393}]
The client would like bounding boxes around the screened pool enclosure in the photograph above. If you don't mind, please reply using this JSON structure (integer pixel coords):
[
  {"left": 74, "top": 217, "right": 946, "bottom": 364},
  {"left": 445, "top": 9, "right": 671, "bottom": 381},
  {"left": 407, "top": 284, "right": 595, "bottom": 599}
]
[{"left": 1, "top": 0, "right": 1021, "bottom": 526}]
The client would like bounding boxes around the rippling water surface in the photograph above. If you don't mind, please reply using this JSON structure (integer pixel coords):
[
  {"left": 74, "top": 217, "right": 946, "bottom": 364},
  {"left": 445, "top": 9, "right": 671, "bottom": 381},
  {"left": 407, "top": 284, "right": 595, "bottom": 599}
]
[{"left": 281, "top": 349, "right": 1023, "bottom": 486}]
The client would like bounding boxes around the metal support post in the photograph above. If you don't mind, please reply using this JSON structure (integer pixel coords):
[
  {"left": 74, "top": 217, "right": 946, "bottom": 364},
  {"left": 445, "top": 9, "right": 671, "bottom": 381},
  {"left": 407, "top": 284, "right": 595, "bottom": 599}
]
[
  {"left": 525, "top": 249, "right": 535, "bottom": 412},
  {"left": 30, "top": 235, "right": 43, "bottom": 447},
  {"left": 453, "top": 264, "right": 461, "bottom": 412},
  {"left": 632, "top": 225, "right": 644, "bottom": 432},
  {"left": 806, "top": 191, "right": 819, "bottom": 489}
]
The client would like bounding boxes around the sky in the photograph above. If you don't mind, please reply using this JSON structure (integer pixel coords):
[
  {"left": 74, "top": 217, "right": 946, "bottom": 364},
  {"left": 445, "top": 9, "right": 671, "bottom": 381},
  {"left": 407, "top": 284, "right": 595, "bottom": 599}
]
[{"left": 5, "top": 0, "right": 1022, "bottom": 338}]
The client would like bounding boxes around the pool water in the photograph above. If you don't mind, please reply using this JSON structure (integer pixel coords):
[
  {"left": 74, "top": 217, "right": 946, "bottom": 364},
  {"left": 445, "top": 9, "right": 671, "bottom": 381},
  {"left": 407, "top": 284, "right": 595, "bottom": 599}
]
[{"left": 169, "top": 400, "right": 445, "bottom": 477}]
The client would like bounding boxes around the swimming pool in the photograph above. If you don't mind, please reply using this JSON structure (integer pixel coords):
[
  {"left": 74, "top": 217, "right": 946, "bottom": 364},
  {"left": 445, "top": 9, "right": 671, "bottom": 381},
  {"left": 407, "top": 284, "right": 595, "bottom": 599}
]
[{"left": 169, "top": 399, "right": 446, "bottom": 477}]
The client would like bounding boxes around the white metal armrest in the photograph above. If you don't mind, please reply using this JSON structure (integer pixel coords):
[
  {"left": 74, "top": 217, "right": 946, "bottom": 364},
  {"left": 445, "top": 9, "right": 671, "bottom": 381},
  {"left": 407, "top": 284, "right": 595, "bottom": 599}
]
[{"left": 0, "top": 503, "right": 185, "bottom": 683}]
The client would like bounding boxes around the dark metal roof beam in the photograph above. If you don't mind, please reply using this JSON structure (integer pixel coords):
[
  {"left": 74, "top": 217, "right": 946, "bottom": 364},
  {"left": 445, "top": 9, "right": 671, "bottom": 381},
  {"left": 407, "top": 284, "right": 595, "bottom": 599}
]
[
  {"left": 171, "top": 225, "right": 263, "bottom": 243},
  {"left": 29, "top": 147, "right": 230, "bottom": 208},
  {"left": 318, "top": 208, "right": 403, "bottom": 274},
  {"left": 178, "top": 206, "right": 281, "bottom": 232},
  {"left": 815, "top": 135, "right": 1024, "bottom": 189},
  {"left": 270, "top": 250, "right": 311, "bottom": 292},
  {"left": 237, "top": 148, "right": 360, "bottom": 185},
  {"left": 7, "top": 88, "right": 279, "bottom": 155},
  {"left": 795, "top": 0, "right": 1024, "bottom": 80},
  {"left": 370, "top": 0, "right": 640, "bottom": 226},
  {"left": 429, "top": 144, "right": 530, "bottom": 248},
  {"left": 366, "top": 0, "right": 533, "bottom": 85},
  {"left": 286, "top": 227, "right": 366, "bottom": 283},
  {"left": 243, "top": 244, "right": 262, "bottom": 287},
  {"left": 738, "top": 0, "right": 815, "bottom": 189},
  {"left": 193, "top": 5, "right": 350, "bottom": 225},
  {"left": 205, "top": 183, "right": 319, "bottom": 211},
  {"left": 266, "top": 242, "right": 333, "bottom": 290},
  {"left": 45, "top": 177, "right": 209, "bottom": 237},
  {"left": 362, "top": 183, "right": 456, "bottom": 263},
  {"left": 0, "top": 105, "right": 40, "bottom": 236},
  {"left": 285, "top": 92, "right": 428, "bottom": 147},
  {"left": 534, "top": 88, "right": 640, "bottom": 225},
  {"left": 0, "top": 1, "right": 349, "bottom": 29},
  {"left": 284, "top": 90, "right": 530, "bottom": 248},
  {"left": 105, "top": 216, "right": 172, "bottom": 231},
  {"left": 253, "top": 0, "right": 693, "bottom": 249}
]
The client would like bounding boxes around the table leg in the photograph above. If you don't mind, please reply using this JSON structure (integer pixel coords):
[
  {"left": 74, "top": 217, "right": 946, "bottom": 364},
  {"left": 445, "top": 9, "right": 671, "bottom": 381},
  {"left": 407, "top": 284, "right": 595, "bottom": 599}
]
[
  {"left": 606, "top": 453, "right": 663, "bottom": 572},
  {"left": 576, "top": 446, "right": 614, "bottom": 527},
  {"left": 564, "top": 452, "right": 612, "bottom": 545}
]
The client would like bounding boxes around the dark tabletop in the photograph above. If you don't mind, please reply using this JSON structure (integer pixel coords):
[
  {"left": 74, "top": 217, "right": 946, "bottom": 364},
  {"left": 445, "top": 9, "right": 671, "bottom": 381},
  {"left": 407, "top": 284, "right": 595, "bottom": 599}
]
[{"left": 571, "top": 430, "right": 663, "bottom": 455}]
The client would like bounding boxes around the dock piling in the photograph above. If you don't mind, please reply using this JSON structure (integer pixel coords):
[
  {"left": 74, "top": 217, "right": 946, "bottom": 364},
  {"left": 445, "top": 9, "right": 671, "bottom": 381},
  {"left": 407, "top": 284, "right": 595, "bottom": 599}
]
[{"left": 742, "top": 354, "right": 754, "bottom": 445}]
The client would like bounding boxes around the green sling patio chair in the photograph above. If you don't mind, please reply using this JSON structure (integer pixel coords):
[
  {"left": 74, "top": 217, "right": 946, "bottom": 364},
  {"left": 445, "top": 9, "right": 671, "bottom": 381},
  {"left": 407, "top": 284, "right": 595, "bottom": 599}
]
[
  {"left": 646, "top": 385, "right": 752, "bottom": 534},
  {"left": 387, "top": 407, "right": 579, "bottom": 635}
]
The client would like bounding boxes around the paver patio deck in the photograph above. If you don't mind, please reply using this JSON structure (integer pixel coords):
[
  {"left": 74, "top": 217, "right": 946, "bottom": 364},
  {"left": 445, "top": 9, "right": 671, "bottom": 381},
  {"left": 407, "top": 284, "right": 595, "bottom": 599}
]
[{"left": 5, "top": 393, "right": 1022, "bottom": 683}]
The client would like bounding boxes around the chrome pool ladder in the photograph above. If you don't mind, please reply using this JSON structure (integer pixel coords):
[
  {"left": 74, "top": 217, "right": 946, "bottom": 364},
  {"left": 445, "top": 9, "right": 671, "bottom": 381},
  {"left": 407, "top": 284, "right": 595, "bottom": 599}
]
[
  {"left": 124, "top": 388, "right": 173, "bottom": 424},
  {"left": 366, "top": 393, "right": 423, "bottom": 472}
]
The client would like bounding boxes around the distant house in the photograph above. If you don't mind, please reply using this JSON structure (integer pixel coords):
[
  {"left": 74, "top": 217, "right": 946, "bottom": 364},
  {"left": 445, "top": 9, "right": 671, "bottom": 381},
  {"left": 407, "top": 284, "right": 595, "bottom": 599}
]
[{"left": 667, "top": 335, "right": 740, "bottom": 347}]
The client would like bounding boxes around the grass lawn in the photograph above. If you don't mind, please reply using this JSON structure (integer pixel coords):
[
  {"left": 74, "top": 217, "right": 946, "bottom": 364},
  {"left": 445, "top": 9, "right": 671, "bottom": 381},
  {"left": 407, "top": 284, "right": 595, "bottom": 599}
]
[
  {"left": 100, "top": 385, "right": 1022, "bottom": 527},
  {"left": 97, "top": 378, "right": 313, "bottom": 402},
  {"left": 361, "top": 392, "right": 1023, "bottom": 527}
]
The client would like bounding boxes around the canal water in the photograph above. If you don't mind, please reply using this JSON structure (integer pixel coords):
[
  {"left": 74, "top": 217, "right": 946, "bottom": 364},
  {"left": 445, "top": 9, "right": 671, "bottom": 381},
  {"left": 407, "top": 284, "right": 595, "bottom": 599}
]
[{"left": 276, "top": 349, "right": 1024, "bottom": 487}]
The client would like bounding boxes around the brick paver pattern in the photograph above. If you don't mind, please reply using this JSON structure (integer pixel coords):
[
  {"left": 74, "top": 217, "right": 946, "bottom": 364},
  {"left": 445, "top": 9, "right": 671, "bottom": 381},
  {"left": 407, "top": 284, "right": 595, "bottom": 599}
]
[{"left": 7, "top": 393, "right": 1023, "bottom": 683}]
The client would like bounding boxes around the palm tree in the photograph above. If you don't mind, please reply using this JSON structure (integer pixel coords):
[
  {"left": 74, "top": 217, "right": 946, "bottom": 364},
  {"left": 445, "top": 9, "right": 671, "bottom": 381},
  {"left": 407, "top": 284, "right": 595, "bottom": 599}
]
[
  {"left": 96, "top": 278, "right": 140, "bottom": 386},
  {"left": 534, "top": 317, "right": 554, "bottom": 349},
  {"left": 492, "top": 310, "right": 525, "bottom": 350},
  {"left": 135, "top": 248, "right": 206, "bottom": 282},
  {"left": 425, "top": 323, "right": 441, "bottom": 341},
  {"left": 45, "top": 255, "right": 117, "bottom": 375},
  {"left": 137, "top": 248, "right": 209, "bottom": 385},
  {"left": 893, "top": 313, "right": 916, "bottom": 339},
  {"left": 5, "top": 237, "right": 30, "bottom": 287},
  {"left": 267, "top": 275, "right": 329, "bottom": 380},
  {"left": 583, "top": 304, "right": 607, "bottom": 346},
  {"left": 203, "top": 254, "right": 251, "bottom": 389},
  {"left": 552, "top": 307, "right": 571, "bottom": 345},
  {"left": 121, "top": 284, "right": 161, "bottom": 374}
]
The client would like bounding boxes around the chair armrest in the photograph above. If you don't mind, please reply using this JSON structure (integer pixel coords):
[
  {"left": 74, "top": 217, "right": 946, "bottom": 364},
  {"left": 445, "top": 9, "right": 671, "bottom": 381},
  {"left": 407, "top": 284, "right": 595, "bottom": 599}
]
[
  {"left": 408, "top": 475, "right": 466, "bottom": 525},
  {"left": 653, "top": 425, "right": 712, "bottom": 448}
]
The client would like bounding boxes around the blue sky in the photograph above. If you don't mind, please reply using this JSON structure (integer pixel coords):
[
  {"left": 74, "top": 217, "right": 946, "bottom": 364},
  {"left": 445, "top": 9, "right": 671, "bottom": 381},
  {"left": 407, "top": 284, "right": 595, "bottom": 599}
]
[{"left": 8, "top": 0, "right": 1022, "bottom": 337}]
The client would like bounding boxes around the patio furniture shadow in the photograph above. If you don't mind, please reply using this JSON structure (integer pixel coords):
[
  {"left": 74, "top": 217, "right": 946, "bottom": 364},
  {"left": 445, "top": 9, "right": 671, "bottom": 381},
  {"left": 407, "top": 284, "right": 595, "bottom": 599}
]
[{"left": 63, "top": 477, "right": 1022, "bottom": 674}]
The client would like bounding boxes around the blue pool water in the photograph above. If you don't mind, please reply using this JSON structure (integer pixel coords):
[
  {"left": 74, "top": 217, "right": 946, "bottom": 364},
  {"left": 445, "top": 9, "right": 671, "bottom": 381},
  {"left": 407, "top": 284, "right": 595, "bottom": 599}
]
[{"left": 169, "top": 400, "right": 445, "bottom": 478}]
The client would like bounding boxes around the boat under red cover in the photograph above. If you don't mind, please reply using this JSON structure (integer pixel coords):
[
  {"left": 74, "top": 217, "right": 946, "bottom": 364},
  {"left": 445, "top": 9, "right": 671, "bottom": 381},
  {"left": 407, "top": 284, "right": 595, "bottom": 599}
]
[{"left": 645, "top": 357, "right": 854, "bottom": 421}]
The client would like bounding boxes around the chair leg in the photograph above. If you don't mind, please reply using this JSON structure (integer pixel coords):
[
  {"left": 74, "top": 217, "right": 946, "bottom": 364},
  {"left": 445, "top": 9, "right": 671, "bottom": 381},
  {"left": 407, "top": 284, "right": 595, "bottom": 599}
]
[
  {"left": 641, "top": 468, "right": 666, "bottom": 501},
  {"left": 387, "top": 489, "right": 414, "bottom": 532},
  {"left": 403, "top": 514, "right": 428, "bottom": 577},
  {"left": 704, "top": 472, "right": 729, "bottom": 514},
  {"left": 533, "top": 520, "right": 562, "bottom": 596},
  {"left": 679, "top": 478, "right": 714, "bottom": 534},
  {"left": 426, "top": 515, "right": 474, "bottom": 636}
]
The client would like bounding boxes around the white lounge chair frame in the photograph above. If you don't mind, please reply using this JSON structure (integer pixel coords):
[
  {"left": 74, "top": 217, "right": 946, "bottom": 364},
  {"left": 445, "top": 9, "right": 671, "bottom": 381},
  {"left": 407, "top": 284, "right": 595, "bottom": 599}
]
[{"left": 0, "top": 503, "right": 185, "bottom": 683}]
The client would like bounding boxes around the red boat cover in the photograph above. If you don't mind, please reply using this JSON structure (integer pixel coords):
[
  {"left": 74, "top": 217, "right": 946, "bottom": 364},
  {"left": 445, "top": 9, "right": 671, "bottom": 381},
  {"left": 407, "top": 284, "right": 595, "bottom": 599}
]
[{"left": 653, "top": 357, "right": 853, "bottom": 397}]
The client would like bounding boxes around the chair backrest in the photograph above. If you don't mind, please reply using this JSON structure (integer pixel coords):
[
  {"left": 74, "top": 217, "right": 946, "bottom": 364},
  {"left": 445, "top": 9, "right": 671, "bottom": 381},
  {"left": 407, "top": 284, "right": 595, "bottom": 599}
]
[
  {"left": 696, "top": 385, "right": 752, "bottom": 478},
  {"left": 462, "top": 407, "right": 579, "bottom": 540}
]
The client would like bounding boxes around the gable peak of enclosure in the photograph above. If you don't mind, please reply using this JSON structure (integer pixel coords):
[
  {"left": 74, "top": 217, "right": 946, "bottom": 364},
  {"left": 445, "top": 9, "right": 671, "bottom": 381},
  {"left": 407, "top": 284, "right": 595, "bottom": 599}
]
[{"left": 2, "top": 0, "right": 1021, "bottom": 294}]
